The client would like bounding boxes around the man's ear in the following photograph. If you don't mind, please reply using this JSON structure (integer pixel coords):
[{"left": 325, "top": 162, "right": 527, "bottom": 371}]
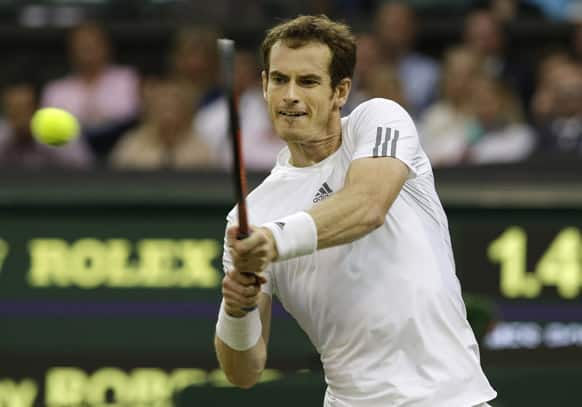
[
  {"left": 261, "top": 70, "right": 268, "bottom": 101},
  {"left": 334, "top": 78, "right": 352, "bottom": 110}
]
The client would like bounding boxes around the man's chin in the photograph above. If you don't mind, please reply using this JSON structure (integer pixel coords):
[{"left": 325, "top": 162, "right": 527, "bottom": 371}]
[{"left": 275, "top": 124, "right": 304, "bottom": 141}]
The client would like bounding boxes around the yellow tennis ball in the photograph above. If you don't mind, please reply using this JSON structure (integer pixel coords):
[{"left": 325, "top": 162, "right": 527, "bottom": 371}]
[{"left": 30, "top": 107, "right": 80, "bottom": 146}]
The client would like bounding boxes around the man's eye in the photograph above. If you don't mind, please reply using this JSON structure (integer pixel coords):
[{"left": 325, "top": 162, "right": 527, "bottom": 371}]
[
  {"left": 301, "top": 79, "right": 318, "bottom": 86},
  {"left": 272, "top": 76, "right": 285, "bottom": 84}
]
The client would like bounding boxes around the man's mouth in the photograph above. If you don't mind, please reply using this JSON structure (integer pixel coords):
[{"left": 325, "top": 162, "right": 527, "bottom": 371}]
[{"left": 278, "top": 110, "right": 307, "bottom": 117}]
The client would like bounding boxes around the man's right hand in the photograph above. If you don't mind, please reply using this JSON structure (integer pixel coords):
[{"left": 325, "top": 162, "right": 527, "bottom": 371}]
[{"left": 222, "top": 269, "right": 267, "bottom": 318}]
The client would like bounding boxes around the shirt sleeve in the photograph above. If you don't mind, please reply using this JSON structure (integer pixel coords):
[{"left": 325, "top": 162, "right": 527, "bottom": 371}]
[
  {"left": 350, "top": 98, "right": 425, "bottom": 179},
  {"left": 223, "top": 211, "right": 274, "bottom": 297}
]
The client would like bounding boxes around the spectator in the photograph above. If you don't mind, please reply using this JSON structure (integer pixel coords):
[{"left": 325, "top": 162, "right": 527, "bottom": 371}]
[
  {"left": 419, "top": 47, "right": 483, "bottom": 167},
  {"left": 0, "top": 83, "right": 92, "bottom": 169},
  {"left": 530, "top": 50, "right": 571, "bottom": 121},
  {"left": 109, "top": 79, "right": 215, "bottom": 170},
  {"left": 532, "top": 61, "right": 582, "bottom": 155},
  {"left": 462, "top": 9, "right": 534, "bottom": 109},
  {"left": 373, "top": 1, "right": 440, "bottom": 117},
  {"left": 41, "top": 22, "right": 140, "bottom": 160},
  {"left": 194, "top": 49, "right": 284, "bottom": 171},
  {"left": 169, "top": 26, "right": 221, "bottom": 112},
  {"left": 463, "top": 9, "right": 505, "bottom": 77},
  {"left": 466, "top": 74, "right": 535, "bottom": 164},
  {"left": 344, "top": 32, "right": 384, "bottom": 113}
]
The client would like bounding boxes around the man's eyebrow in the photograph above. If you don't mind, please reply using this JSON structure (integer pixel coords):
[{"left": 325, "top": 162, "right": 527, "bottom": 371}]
[{"left": 269, "top": 70, "right": 287, "bottom": 77}]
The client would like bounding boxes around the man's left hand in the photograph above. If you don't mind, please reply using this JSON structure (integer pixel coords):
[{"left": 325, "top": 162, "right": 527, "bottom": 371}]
[{"left": 227, "top": 226, "right": 278, "bottom": 275}]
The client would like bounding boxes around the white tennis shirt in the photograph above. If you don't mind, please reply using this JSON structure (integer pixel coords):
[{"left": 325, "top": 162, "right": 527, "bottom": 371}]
[{"left": 223, "top": 98, "right": 497, "bottom": 406}]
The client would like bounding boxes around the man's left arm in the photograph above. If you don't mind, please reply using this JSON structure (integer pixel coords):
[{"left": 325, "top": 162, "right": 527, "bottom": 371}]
[
  {"left": 309, "top": 156, "right": 408, "bottom": 249},
  {"left": 229, "top": 156, "right": 408, "bottom": 266}
]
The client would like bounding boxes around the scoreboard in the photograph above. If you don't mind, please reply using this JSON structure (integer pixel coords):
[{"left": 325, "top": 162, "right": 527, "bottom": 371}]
[
  {"left": 450, "top": 209, "right": 582, "bottom": 357},
  {"left": 1, "top": 168, "right": 581, "bottom": 406}
]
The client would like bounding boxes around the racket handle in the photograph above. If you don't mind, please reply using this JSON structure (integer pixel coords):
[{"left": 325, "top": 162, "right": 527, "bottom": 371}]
[
  {"left": 237, "top": 230, "right": 258, "bottom": 311},
  {"left": 237, "top": 231, "right": 249, "bottom": 240},
  {"left": 241, "top": 268, "right": 258, "bottom": 310},
  {"left": 241, "top": 272, "right": 258, "bottom": 312}
]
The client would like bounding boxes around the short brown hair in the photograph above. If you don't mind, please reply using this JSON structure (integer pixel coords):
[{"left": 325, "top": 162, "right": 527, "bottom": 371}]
[{"left": 261, "top": 15, "right": 356, "bottom": 89}]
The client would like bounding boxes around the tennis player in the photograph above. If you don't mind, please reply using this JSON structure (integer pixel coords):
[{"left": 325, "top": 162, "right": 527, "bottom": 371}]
[{"left": 214, "top": 15, "right": 497, "bottom": 407}]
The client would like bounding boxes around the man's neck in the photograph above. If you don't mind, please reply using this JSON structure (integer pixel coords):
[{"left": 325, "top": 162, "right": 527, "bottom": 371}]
[
  {"left": 78, "top": 65, "right": 106, "bottom": 83},
  {"left": 287, "top": 118, "right": 342, "bottom": 167}
]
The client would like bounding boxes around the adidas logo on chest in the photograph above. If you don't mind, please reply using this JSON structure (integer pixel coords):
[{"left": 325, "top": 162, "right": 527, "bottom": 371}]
[{"left": 313, "top": 182, "right": 334, "bottom": 203}]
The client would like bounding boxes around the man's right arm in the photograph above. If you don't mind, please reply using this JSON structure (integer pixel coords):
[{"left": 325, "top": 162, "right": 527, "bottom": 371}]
[{"left": 214, "top": 292, "right": 272, "bottom": 389}]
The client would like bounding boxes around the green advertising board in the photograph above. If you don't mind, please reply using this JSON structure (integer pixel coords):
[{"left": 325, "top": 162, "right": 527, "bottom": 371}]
[{"left": 1, "top": 169, "right": 582, "bottom": 406}]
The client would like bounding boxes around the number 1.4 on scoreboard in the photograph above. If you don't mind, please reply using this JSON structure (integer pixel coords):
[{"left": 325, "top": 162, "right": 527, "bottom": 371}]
[{"left": 488, "top": 227, "right": 581, "bottom": 299}]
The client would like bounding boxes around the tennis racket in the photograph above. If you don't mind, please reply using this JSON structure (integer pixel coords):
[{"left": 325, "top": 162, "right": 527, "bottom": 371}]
[{"left": 218, "top": 38, "right": 257, "bottom": 311}]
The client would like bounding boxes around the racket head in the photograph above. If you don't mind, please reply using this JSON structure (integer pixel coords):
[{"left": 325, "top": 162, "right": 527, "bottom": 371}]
[
  {"left": 218, "top": 38, "right": 249, "bottom": 235},
  {"left": 217, "top": 39, "right": 235, "bottom": 93}
]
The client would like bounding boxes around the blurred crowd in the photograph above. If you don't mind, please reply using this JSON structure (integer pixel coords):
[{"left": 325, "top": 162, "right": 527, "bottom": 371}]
[{"left": 1, "top": 0, "right": 582, "bottom": 171}]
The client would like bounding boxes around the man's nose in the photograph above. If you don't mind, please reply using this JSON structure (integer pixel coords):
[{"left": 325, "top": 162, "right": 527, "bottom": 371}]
[{"left": 283, "top": 82, "right": 299, "bottom": 104}]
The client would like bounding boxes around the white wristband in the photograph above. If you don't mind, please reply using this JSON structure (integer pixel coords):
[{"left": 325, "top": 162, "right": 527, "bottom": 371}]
[
  {"left": 216, "top": 301, "right": 262, "bottom": 351},
  {"left": 262, "top": 211, "right": 317, "bottom": 261}
]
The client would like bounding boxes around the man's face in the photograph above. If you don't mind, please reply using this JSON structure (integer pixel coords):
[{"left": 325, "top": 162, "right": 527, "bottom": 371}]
[
  {"left": 3, "top": 85, "right": 36, "bottom": 137},
  {"left": 375, "top": 4, "right": 414, "bottom": 55},
  {"left": 262, "top": 41, "right": 346, "bottom": 143},
  {"left": 465, "top": 13, "right": 502, "bottom": 56},
  {"left": 551, "top": 65, "right": 582, "bottom": 117},
  {"left": 175, "top": 40, "right": 216, "bottom": 84},
  {"left": 70, "top": 27, "right": 109, "bottom": 72},
  {"left": 471, "top": 78, "right": 501, "bottom": 124}
]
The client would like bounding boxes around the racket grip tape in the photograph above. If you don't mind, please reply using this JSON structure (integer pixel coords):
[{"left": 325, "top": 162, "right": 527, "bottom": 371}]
[{"left": 237, "top": 231, "right": 258, "bottom": 312}]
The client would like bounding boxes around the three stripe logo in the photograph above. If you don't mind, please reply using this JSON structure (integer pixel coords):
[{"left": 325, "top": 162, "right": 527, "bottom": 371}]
[
  {"left": 373, "top": 127, "right": 399, "bottom": 158},
  {"left": 313, "top": 182, "right": 333, "bottom": 203}
]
